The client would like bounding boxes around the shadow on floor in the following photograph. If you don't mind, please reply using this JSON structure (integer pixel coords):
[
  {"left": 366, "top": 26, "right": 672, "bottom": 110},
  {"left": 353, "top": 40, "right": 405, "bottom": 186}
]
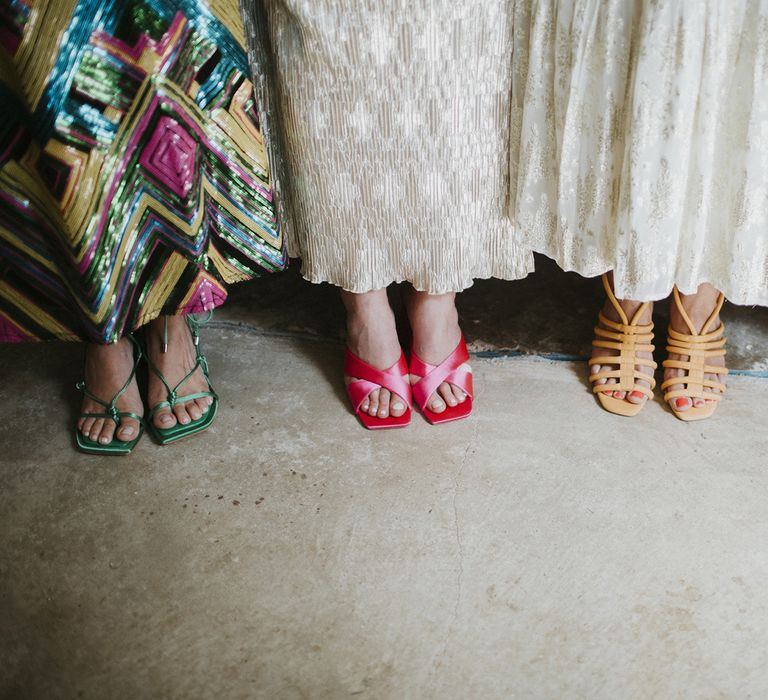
[{"left": 222, "top": 255, "right": 768, "bottom": 372}]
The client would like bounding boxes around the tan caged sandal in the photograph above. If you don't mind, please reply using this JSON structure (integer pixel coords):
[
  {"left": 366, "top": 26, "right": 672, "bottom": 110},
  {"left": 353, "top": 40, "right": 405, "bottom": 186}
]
[
  {"left": 661, "top": 287, "right": 727, "bottom": 422},
  {"left": 589, "top": 274, "right": 657, "bottom": 417}
]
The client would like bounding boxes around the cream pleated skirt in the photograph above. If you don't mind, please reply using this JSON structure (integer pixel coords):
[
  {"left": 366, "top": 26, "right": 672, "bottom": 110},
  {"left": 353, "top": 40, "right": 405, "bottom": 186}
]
[
  {"left": 260, "top": 0, "right": 534, "bottom": 293},
  {"left": 510, "top": 0, "right": 768, "bottom": 305}
]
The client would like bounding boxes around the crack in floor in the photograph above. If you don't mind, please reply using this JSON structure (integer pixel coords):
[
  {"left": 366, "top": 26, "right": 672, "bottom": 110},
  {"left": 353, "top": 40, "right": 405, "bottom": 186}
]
[{"left": 431, "top": 417, "right": 480, "bottom": 678}]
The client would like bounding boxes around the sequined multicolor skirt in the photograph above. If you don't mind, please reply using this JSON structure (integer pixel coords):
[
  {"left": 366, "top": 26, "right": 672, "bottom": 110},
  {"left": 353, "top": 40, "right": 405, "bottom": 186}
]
[{"left": 0, "top": 0, "right": 286, "bottom": 343}]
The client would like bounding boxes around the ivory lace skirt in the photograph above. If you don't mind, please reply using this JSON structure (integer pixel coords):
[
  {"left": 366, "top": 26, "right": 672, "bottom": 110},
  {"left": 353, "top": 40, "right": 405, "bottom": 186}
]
[
  {"left": 510, "top": 0, "right": 768, "bottom": 305},
  {"left": 258, "top": 0, "right": 534, "bottom": 293}
]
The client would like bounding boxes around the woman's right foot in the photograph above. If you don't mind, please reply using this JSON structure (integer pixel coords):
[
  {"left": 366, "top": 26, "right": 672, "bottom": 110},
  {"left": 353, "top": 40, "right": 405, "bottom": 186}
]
[
  {"left": 341, "top": 289, "right": 408, "bottom": 420},
  {"left": 589, "top": 274, "right": 655, "bottom": 408},
  {"left": 78, "top": 338, "right": 144, "bottom": 444}
]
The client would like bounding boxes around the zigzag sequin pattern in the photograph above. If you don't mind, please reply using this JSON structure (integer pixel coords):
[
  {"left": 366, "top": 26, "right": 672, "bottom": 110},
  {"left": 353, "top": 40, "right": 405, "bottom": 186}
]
[{"left": 0, "top": 0, "right": 285, "bottom": 343}]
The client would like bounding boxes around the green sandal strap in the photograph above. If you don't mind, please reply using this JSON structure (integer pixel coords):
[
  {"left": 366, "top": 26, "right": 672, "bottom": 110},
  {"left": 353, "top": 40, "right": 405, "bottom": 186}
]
[
  {"left": 76, "top": 334, "right": 143, "bottom": 420},
  {"left": 146, "top": 314, "right": 217, "bottom": 414},
  {"left": 148, "top": 390, "right": 218, "bottom": 418},
  {"left": 79, "top": 409, "right": 145, "bottom": 425}
]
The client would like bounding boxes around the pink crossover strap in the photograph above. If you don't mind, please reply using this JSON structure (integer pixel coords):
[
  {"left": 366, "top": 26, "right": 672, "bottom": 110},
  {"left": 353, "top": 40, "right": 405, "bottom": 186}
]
[
  {"left": 410, "top": 339, "right": 473, "bottom": 412},
  {"left": 344, "top": 351, "right": 412, "bottom": 412}
]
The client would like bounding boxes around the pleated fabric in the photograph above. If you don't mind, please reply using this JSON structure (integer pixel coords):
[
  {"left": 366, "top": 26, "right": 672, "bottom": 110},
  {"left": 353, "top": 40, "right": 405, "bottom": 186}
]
[
  {"left": 251, "top": 0, "right": 534, "bottom": 294},
  {"left": 0, "top": 0, "right": 285, "bottom": 343},
  {"left": 510, "top": 0, "right": 768, "bottom": 305}
]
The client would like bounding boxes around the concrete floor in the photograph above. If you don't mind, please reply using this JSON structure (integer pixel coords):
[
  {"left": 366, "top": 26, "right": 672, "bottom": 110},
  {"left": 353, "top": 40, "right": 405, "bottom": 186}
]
[{"left": 2, "top": 258, "right": 768, "bottom": 699}]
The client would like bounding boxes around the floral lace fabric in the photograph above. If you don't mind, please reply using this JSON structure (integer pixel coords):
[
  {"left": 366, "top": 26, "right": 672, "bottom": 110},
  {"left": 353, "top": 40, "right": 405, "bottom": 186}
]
[{"left": 510, "top": 0, "right": 768, "bottom": 304}]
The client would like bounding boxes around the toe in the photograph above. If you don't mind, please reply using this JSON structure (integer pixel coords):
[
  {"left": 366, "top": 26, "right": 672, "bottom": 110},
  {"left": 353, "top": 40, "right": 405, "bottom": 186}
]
[
  {"left": 98, "top": 419, "right": 116, "bottom": 445},
  {"left": 390, "top": 393, "right": 407, "bottom": 417},
  {"left": 90, "top": 418, "right": 105, "bottom": 443},
  {"left": 352, "top": 377, "right": 370, "bottom": 412},
  {"left": 613, "top": 390, "right": 627, "bottom": 400},
  {"left": 453, "top": 387, "right": 466, "bottom": 403},
  {"left": 591, "top": 365, "right": 606, "bottom": 385},
  {"left": 367, "top": 389, "right": 380, "bottom": 417},
  {"left": 116, "top": 418, "right": 138, "bottom": 442},
  {"left": 672, "top": 396, "right": 692, "bottom": 412},
  {"left": 627, "top": 390, "right": 646, "bottom": 405},
  {"left": 154, "top": 408, "right": 176, "bottom": 430},
  {"left": 438, "top": 382, "right": 457, "bottom": 408},
  {"left": 195, "top": 397, "right": 211, "bottom": 415},
  {"left": 173, "top": 404, "right": 192, "bottom": 426},
  {"left": 186, "top": 400, "right": 203, "bottom": 422},
  {"left": 429, "top": 392, "right": 446, "bottom": 413},
  {"left": 80, "top": 417, "right": 95, "bottom": 438},
  {"left": 378, "top": 388, "right": 391, "bottom": 418}
]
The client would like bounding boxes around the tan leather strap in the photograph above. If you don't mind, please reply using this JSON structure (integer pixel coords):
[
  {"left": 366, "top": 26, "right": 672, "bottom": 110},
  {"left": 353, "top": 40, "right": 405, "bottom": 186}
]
[
  {"left": 589, "top": 274, "right": 657, "bottom": 396},
  {"left": 661, "top": 288, "right": 727, "bottom": 401}
]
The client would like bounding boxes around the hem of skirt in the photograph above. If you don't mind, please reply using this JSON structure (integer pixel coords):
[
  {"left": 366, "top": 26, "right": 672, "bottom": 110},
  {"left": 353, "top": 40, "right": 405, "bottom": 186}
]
[
  {"left": 0, "top": 264, "right": 284, "bottom": 344},
  {"left": 532, "top": 252, "right": 768, "bottom": 307},
  {"left": 296, "top": 258, "right": 534, "bottom": 295},
  {"left": 288, "top": 218, "right": 535, "bottom": 294}
]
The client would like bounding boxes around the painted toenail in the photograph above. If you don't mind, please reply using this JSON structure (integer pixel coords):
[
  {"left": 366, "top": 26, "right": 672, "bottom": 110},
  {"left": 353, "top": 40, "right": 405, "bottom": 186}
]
[
  {"left": 675, "top": 398, "right": 688, "bottom": 408},
  {"left": 630, "top": 391, "right": 644, "bottom": 399}
]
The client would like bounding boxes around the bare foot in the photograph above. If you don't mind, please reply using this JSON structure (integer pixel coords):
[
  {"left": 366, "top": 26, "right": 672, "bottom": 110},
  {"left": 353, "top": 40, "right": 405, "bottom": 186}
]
[
  {"left": 664, "top": 284, "right": 726, "bottom": 413},
  {"left": 78, "top": 337, "right": 143, "bottom": 444},
  {"left": 145, "top": 316, "right": 213, "bottom": 430},
  {"left": 341, "top": 289, "right": 408, "bottom": 420},
  {"left": 404, "top": 288, "right": 469, "bottom": 414}
]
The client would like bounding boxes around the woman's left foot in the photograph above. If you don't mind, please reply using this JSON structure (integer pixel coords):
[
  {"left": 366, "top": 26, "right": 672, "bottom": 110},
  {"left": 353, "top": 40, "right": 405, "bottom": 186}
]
[
  {"left": 145, "top": 316, "right": 214, "bottom": 431},
  {"left": 663, "top": 284, "right": 727, "bottom": 414},
  {"left": 404, "top": 289, "right": 470, "bottom": 414}
]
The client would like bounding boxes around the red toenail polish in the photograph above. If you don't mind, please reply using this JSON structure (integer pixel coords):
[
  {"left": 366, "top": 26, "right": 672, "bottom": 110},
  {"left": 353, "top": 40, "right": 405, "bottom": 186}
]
[
  {"left": 630, "top": 391, "right": 644, "bottom": 399},
  {"left": 675, "top": 398, "right": 688, "bottom": 408}
]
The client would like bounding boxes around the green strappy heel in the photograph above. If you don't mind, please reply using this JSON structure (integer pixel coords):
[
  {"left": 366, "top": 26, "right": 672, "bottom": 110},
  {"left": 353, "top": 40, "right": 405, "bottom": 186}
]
[
  {"left": 145, "top": 314, "right": 218, "bottom": 445},
  {"left": 76, "top": 334, "right": 145, "bottom": 455}
]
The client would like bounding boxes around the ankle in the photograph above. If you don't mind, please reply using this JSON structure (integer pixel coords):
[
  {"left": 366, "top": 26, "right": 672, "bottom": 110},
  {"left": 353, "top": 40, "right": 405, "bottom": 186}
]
[
  {"left": 405, "top": 290, "right": 458, "bottom": 329},
  {"left": 343, "top": 291, "right": 395, "bottom": 334},
  {"left": 145, "top": 315, "right": 192, "bottom": 349},
  {"left": 86, "top": 337, "right": 131, "bottom": 363},
  {"left": 672, "top": 285, "right": 722, "bottom": 334},
  {"left": 341, "top": 288, "right": 390, "bottom": 314},
  {"left": 603, "top": 297, "right": 651, "bottom": 325}
]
